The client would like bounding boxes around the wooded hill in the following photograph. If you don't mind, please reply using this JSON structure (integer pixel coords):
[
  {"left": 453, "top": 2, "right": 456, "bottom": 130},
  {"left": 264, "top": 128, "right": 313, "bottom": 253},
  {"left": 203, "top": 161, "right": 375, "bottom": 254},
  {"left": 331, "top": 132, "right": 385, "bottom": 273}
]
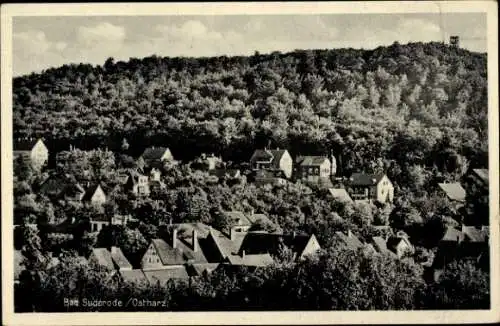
[{"left": 13, "top": 42, "right": 488, "bottom": 185}]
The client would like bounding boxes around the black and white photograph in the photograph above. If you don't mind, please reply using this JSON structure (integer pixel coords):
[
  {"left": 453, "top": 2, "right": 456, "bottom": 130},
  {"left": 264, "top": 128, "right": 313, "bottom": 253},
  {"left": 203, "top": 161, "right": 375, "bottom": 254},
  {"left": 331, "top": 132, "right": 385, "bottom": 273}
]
[{"left": 1, "top": 1, "right": 499, "bottom": 325}]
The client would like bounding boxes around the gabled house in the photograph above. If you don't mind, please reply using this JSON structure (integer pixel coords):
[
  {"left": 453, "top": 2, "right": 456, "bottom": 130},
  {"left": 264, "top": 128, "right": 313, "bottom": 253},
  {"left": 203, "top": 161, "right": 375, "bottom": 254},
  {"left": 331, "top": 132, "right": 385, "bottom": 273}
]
[
  {"left": 204, "top": 228, "right": 321, "bottom": 267},
  {"left": 141, "top": 228, "right": 208, "bottom": 270},
  {"left": 38, "top": 174, "right": 85, "bottom": 203},
  {"left": 89, "top": 246, "right": 132, "bottom": 271},
  {"left": 13, "top": 138, "right": 49, "bottom": 171},
  {"left": 220, "top": 210, "right": 254, "bottom": 234},
  {"left": 346, "top": 173, "right": 394, "bottom": 203},
  {"left": 138, "top": 146, "right": 175, "bottom": 169},
  {"left": 437, "top": 182, "right": 466, "bottom": 213},
  {"left": 250, "top": 148, "right": 293, "bottom": 179},
  {"left": 295, "top": 155, "right": 336, "bottom": 183},
  {"left": 371, "top": 236, "right": 398, "bottom": 258},
  {"left": 124, "top": 170, "right": 150, "bottom": 196},
  {"left": 333, "top": 230, "right": 364, "bottom": 251},
  {"left": 386, "top": 234, "right": 414, "bottom": 258},
  {"left": 82, "top": 184, "right": 106, "bottom": 205}
]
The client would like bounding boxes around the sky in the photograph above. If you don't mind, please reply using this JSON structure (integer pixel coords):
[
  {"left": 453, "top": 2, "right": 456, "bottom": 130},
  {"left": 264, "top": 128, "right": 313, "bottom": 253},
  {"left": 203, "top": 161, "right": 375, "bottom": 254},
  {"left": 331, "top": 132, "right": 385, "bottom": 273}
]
[{"left": 13, "top": 13, "right": 487, "bottom": 76}]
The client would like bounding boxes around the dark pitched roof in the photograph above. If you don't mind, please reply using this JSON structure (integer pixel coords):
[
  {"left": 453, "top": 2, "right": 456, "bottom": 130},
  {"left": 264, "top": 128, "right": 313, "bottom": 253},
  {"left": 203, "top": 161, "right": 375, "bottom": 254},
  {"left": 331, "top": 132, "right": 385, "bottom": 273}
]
[
  {"left": 441, "top": 226, "right": 465, "bottom": 242},
  {"left": 13, "top": 138, "right": 43, "bottom": 151},
  {"left": 334, "top": 231, "right": 364, "bottom": 250},
  {"left": 172, "top": 223, "right": 211, "bottom": 239},
  {"left": 110, "top": 247, "right": 133, "bottom": 269},
  {"left": 237, "top": 232, "right": 313, "bottom": 258},
  {"left": 227, "top": 253, "right": 275, "bottom": 267},
  {"left": 151, "top": 237, "right": 207, "bottom": 266},
  {"left": 143, "top": 267, "right": 190, "bottom": 285},
  {"left": 141, "top": 147, "right": 169, "bottom": 160},
  {"left": 91, "top": 248, "right": 115, "bottom": 270},
  {"left": 296, "top": 156, "right": 329, "bottom": 166},
  {"left": 438, "top": 183, "right": 466, "bottom": 202},
  {"left": 349, "top": 173, "right": 386, "bottom": 186},
  {"left": 251, "top": 149, "right": 289, "bottom": 168}
]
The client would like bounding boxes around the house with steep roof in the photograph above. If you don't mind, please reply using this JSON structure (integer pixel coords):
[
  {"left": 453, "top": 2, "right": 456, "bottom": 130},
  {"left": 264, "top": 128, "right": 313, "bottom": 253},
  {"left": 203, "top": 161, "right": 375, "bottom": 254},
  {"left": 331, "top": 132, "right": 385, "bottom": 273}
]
[
  {"left": 386, "top": 235, "right": 414, "bottom": 258},
  {"left": 141, "top": 228, "right": 208, "bottom": 270},
  {"left": 138, "top": 146, "right": 175, "bottom": 169},
  {"left": 437, "top": 183, "right": 466, "bottom": 203},
  {"left": 38, "top": 174, "right": 86, "bottom": 203},
  {"left": 82, "top": 184, "right": 107, "bottom": 205},
  {"left": 371, "top": 236, "right": 397, "bottom": 258},
  {"left": 250, "top": 148, "right": 293, "bottom": 179},
  {"left": 346, "top": 173, "right": 394, "bottom": 203},
  {"left": 204, "top": 228, "right": 321, "bottom": 267},
  {"left": 328, "top": 188, "right": 353, "bottom": 203},
  {"left": 334, "top": 230, "right": 364, "bottom": 251},
  {"left": 295, "top": 155, "right": 336, "bottom": 183},
  {"left": 13, "top": 138, "right": 49, "bottom": 171},
  {"left": 124, "top": 170, "right": 150, "bottom": 196},
  {"left": 89, "top": 247, "right": 132, "bottom": 271}
]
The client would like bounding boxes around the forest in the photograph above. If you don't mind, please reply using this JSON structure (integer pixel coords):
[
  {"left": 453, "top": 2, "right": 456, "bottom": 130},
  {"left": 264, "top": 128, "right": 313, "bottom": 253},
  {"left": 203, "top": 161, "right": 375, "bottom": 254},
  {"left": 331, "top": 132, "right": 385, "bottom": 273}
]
[{"left": 13, "top": 41, "right": 489, "bottom": 311}]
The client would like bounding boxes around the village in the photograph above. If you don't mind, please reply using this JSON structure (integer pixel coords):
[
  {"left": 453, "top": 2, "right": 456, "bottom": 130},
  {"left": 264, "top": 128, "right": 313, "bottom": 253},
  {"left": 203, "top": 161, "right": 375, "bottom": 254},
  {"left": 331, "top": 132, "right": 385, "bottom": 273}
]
[{"left": 13, "top": 137, "right": 490, "bottom": 287}]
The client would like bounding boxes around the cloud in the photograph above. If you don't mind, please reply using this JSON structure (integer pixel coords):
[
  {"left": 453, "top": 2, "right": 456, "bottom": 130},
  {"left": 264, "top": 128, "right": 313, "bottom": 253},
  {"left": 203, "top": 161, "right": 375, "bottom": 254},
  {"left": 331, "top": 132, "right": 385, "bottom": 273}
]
[
  {"left": 155, "top": 20, "right": 224, "bottom": 42},
  {"left": 13, "top": 30, "right": 52, "bottom": 54},
  {"left": 76, "top": 22, "right": 126, "bottom": 47}
]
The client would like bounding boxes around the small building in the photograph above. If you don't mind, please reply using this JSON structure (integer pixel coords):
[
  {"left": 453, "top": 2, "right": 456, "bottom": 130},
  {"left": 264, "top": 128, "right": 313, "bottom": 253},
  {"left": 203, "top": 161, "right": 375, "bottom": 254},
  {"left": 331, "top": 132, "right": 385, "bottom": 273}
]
[
  {"left": 209, "top": 168, "right": 241, "bottom": 181},
  {"left": 89, "top": 214, "right": 132, "bottom": 233},
  {"left": 138, "top": 146, "right": 175, "bottom": 169},
  {"left": 253, "top": 169, "right": 288, "bottom": 187},
  {"left": 437, "top": 183, "right": 466, "bottom": 203},
  {"left": 82, "top": 184, "right": 107, "bottom": 205},
  {"left": 295, "top": 156, "right": 336, "bottom": 183},
  {"left": 124, "top": 170, "right": 150, "bottom": 196},
  {"left": 250, "top": 148, "right": 293, "bottom": 179},
  {"left": 333, "top": 230, "right": 364, "bottom": 251},
  {"left": 13, "top": 138, "right": 49, "bottom": 171},
  {"left": 386, "top": 234, "right": 414, "bottom": 258},
  {"left": 347, "top": 173, "right": 394, "bottom": 204},
  {"left": 141, "top": 228, "right": 208, "bottom": 270},
  {"left": 89, "top": 246, "right": 132, "bottom": 271},
  {"left": 142, "top": 266, "right": 190, "bottom": 286},
  {"left": 328, "top": 188, "right": 353, "bottom": 203}
]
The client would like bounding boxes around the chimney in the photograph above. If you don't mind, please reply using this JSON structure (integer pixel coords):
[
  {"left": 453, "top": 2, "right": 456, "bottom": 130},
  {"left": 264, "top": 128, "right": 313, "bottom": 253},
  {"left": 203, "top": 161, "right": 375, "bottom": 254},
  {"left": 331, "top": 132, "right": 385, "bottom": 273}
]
[
  {"left": 169, "top": 217, "right": 173, "bottom": 226},
  {"left": 250, "top": 208, "right": 255, "bottom": 216},
  {"left": 192, "top": 229, "right": 198, "bottom": 252},
  {"left": 292, "top": 231, "right": 296, "bottom": 238},
  {"left": 173, "top": 229, "right": 178, "bottom": 249},
  {"left": 241, "top": 250, "right": 246, "bottom": 258},
  {"left": 230, "top": 227, "right": 235, "bottom": 241},
  {"left": 111, "top": 246, "right": 118, "bottom": 255},
  {"left": 346, "top": 229, "right": 352, "bottom": 238}
]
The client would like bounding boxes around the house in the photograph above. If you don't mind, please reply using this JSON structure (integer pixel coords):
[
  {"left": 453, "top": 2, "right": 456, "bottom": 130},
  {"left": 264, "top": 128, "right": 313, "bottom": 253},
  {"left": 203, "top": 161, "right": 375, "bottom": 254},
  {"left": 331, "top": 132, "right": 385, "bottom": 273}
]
[
  {"left": 295, "top": 155, "right": 336, "bottom": 183},
  {"left": 328, "top": 188, "right": 353, "bottom": 203},
  {"left": 138, "top": 146, "right": 175, "bottom": 169},
  {"left": 253, "top": 169, "right": 288, "bottom": 187},
  {"left": 38, "top": 174, "right": 85, "bottom": 202},
  {"left": 220, "top": 210, "right": 255, "bottom": 233},
  {"left": 13, "top": 138, "right": 49, "bottom": 171},
  {"left": 250, "top": 148, "right": 293, "bottom": 179},
  {"left": 141, "top": 228, "right": 208, "bottom": 270},
  {"left": 124, "top": 170, "right": 150, "bottom": 196},
  {"left": 346, "top": 173, "right": 394, "bottom": 203},
  {"left": 204, "top": 228, "right": 321, "bottom": 267},
  {"left": 89, "top": 247, "right": 132, "bottom": 271},
  {"left": 89, "top": 214, "right": 132, "bottom": 233},
  {"left": 209, "top": 168, "right": 241, "bottom": 181},
  {"left": 200, "top": 153, "right": 223, "bottom": 170},
  {"left": 82, "top": 184, "right": 106, "bottom": 205},
  {"left": 386, "top": 234, "right": 414, "bottom": 258},
  {"left": 333, "top": 230, "right": 364, "bottom": 251}
]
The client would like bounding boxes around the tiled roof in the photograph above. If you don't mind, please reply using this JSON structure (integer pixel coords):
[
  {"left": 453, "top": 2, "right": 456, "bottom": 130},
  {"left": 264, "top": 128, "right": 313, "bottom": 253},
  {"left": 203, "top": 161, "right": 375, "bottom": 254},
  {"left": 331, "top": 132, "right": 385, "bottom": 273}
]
[
  {"left": 110, "top": 247, "right": 133, "bottom": 269},
  {"left": 328, "top": 188, "right": 353, "bottom": 202},
  {"left": 296, "top": 156, "right": 329, "bottom": 166},
  {"left": 151, "top": 239, "right": 186, "bottom": 265},
  {"left": 208, "top": 228, "right": 246, "bottom": 258},
  {"left": 251, "top": 149, "right": 288, "bottom": 168},
  {"left": 141, "top": 147, "right": 169, "bottom": 160},
  {"left": 349, "top": 173, "right": 386, "bottom": 186},
  {"left": 372, "top": 236, "right": 390, "bottom": 253},
  {"left": 120, "top": 269, "right": 148, "bottom": 284},
  {"left": 13, "top": 138, "right": 42, "bottom": 151},
  {"left": 227, "top": 253, "right": 275, "bottom": 267},
  {"left": 91, "top": 248, "right": 115, "bottom": 270},
  {"left": 143, "top": 267, "right": 190, "bottom": 285},
  {"left": 39, "top": 174, "right": 84, "bottom": 198},
  {"left": 438, "top": 183, "right": 466, "bottom": 202},
  {"left": 334, "top": 231, "right": 364, "bottom": 250}
]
